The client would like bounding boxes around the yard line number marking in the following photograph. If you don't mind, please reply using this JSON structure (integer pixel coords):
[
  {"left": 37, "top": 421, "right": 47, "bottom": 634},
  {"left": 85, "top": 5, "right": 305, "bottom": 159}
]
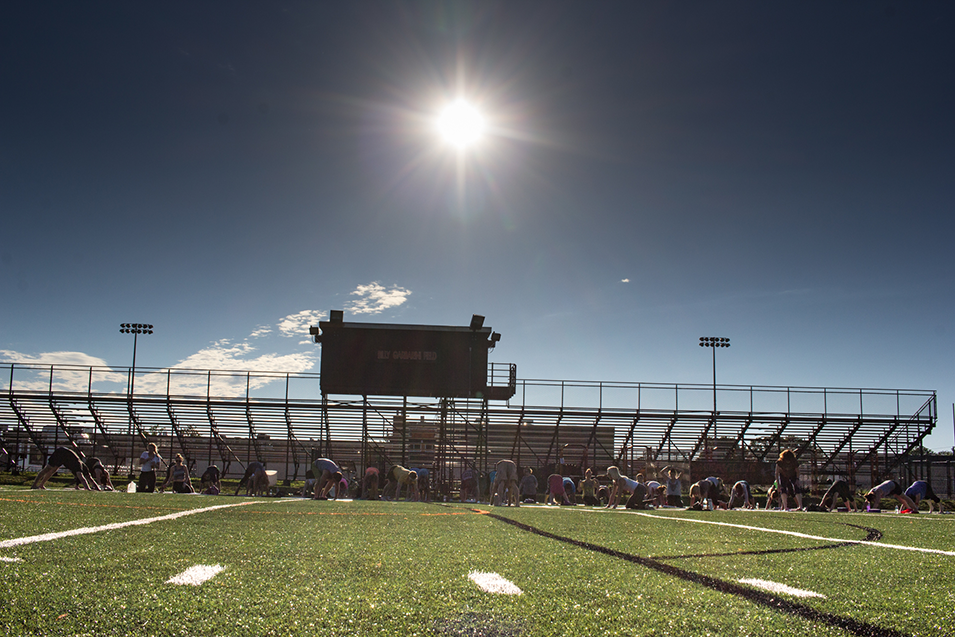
[
  {"left": 467, "top": 571, "right": 523, "bottom": 595},
  {"left": 167, "top": 564, "right": 226, "bottom": 586},
  {"left": 625, "top": 511, "right": 955, "bottom": 557}
]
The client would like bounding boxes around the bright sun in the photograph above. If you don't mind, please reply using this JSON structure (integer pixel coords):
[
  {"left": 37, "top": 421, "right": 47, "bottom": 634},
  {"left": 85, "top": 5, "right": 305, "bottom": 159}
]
[{"left": 437, "top": 100, "right": 485, "bottom": 149}]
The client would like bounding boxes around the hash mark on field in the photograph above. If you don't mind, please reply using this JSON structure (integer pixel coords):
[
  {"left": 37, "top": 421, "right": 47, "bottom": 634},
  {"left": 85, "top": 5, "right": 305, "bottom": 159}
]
[
  {"left": 468, "top": 571, "right": 522, "bottom": 595},
  {"left": 1, "top": 556, "right": 22, "bottom": 563},
  {"left": 167, "top": 564, "right": 225, "bottom": 586},
  {"left": 738, "top": 578, "right": 826, "bottom": 599}
]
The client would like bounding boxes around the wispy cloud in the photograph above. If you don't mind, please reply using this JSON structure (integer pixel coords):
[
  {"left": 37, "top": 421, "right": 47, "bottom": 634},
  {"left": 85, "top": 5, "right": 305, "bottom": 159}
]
[
  {"left": 0, "top": 305, "right": 348, "bottom": 396},
  {"left": 621, "top": 278, "right": 630, "bottom": 283},
  {"left": 165, "top": 339, "right": 317, "bottom": 395},
  {"left": 345, "top": 282, "right": 411, "bottom": 315},
  {"left": 0, "top": 350, "right": 110, "bottom": 367},
  {"left": 0, "top": 350, "right": 126, "bottom": 392},
  {"left": 171, "top": 339, "right": 315, "bottom": 373},
  {"left": 277, "top": 310, "right": 324, "bottom": 339},
  {"left": 249, "top": 325, "right": 272, "bottom": 338}
]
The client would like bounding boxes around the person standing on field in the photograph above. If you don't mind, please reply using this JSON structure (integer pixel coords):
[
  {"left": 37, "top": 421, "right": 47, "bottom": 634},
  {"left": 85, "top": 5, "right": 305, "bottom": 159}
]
[{"left": 138, "top": 443, "right": 164, "bottom": 493}]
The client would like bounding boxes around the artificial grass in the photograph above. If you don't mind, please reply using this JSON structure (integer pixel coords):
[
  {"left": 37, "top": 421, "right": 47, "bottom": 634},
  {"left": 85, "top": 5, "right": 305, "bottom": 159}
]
[{"left": 0, "top": 490, "right": 953, "bottom": 636}]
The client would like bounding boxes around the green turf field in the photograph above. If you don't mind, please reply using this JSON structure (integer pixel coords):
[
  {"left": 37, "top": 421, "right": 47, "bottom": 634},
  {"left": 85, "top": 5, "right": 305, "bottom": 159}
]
[{"left": 0, "top": 488, "right": 952, "bottom": 636}]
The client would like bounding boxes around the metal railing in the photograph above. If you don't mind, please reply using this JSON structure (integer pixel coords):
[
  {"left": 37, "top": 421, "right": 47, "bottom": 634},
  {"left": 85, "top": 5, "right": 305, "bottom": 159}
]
[{"left": 0, "top": 362, "right": 938, "bottom": 496}]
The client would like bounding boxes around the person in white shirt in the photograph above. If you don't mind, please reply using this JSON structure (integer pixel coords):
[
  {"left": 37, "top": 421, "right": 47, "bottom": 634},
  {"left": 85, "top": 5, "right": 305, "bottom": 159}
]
[{"left": 138, "top": 443, "right": 164, "bottom": 493}]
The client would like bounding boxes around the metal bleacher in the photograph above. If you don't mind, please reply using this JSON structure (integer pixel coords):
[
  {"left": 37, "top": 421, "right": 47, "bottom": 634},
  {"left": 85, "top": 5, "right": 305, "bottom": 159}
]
[{"left": 0, "top": 362, "right": 940, "bottom": 497}]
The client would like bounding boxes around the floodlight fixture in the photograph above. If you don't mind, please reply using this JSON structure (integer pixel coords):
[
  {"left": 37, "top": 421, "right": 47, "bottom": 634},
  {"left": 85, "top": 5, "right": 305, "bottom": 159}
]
[
  {"left": 470, "top": 314, "right": 485, "bottom": 331},
  {"left": 120, "top": 322, "right": 155, "bottom": 397},
  {"left": 698, "top": 336, "right": 731, "bottom": 444}
]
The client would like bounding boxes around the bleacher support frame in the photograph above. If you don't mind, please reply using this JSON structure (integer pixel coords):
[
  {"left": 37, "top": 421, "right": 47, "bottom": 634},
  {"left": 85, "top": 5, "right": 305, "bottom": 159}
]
[{"left": 0, "top": 362, "right": 941, "bottom": 497}]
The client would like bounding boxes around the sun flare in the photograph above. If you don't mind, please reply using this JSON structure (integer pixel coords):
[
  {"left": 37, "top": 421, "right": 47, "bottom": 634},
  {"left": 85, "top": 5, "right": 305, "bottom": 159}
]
[{"left": 437, "top": 100, "right": 485, "bottom": 149}]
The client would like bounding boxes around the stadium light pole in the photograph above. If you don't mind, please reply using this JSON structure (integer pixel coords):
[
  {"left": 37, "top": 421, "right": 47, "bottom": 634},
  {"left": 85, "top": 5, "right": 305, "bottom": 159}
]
[
  {"left": 121, "top": 323, "right": 153, "bottom": 475},
  {"left": 699, "top": 336, "right": 730, "bottom": 446},
  {"left": 120, "top": 323, "right": 154, "bottom": 397}
]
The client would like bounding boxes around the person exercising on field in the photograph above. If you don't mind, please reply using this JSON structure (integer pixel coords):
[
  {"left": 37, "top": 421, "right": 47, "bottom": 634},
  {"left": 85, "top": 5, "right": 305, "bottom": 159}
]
[
  {"left": 32, "top": 447, "right": 98, "bottom": 490},
  {"left": 904, "top": 480, "right": 943, "bottom": 513},
  {"left": 819, "top": 479, "right": 857, "bottom": 512},
  {"left": 864, "top": 479, "right": 917, "bottom": 512}
]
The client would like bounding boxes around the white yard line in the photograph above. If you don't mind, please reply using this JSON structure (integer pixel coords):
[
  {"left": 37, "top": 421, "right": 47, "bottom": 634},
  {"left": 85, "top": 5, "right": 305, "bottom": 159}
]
[
  {"left": 0, "top": 501, "right": 260, "bottom": 550},
  {"left": 625, "top": 510, "right": 955, "bottom": 556},
  {"left": 0, "top": 556, "right": 23, "bottom": 563},
  {"left": 738, "top": 578, "right": 826, "bottom": 598},
  {"left": 167, "top": 564, "right": 226, "bottom": 586},
  {"left": 467, "top": 571, "right": 523, "bottom": 595}
]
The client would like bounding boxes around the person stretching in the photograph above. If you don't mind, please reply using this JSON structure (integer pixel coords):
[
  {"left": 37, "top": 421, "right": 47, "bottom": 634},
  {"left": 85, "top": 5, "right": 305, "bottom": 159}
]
[
  {"left": 491, "top": 459, "right": 520, "bottom": 507},
  {"left": 904, "top": 480, "right": 943, "bottom": 513},
  {"left": 83, "top": 456, "right": 114, "bottom": 491},
  {"left": 200, "top": 465, "right": 222, "bottom": 495},
  {"left": 362, "top": 466, "right": 380, "bottom": 500},
  {"left": 726, "top": 481, "right": 755, "bottom": 509},
  {"left": 160, "top": 454, "right": 193, "bottom": 493},
  {"left": 311, "top": 458, "right": 343, "bottom": 500},
  {"left": 32, "top": 447, "right": 98, "bottom": 490},
  {"left": 819, "top": 479, "right": 857, "bottom": 512},
  {"left": 579, "top": 468, "right": 600, "bottom": 506},
  {"left": 547, "top": 473, "right": 572, "bottom": 506},
  {"left": 605, "top": 466, "right": 639, "bottom": 509},
  {"left": 864, "top": 479, "right": 917, "bottom": 512},
  {"left": 235, "top": 461, "right": 269, "bottom": 496},
  {"left": 383, "top": 465, "right": 419, "bottom": 501}
]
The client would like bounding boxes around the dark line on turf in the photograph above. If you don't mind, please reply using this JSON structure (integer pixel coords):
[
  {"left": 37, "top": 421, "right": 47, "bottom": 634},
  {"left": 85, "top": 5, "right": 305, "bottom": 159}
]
[
  {"left": 484, "top": 512, "right": 910, "bottom": 637},
  {"left": 653, "top": 542, "right": 854, "bottom": 560},
  {"left": 842, "top": 523, "right": 882, "bottom": 542}
]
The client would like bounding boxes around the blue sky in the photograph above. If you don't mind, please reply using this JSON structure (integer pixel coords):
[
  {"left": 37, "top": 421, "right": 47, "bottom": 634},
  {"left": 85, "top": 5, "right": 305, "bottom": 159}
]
[{"left": 2, "top": 2, "right": 954, "bottom": 449}]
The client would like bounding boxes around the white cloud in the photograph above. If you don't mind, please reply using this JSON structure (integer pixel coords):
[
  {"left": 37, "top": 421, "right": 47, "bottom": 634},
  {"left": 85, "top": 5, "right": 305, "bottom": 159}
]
[
  {"left": 249, "top": 325, "right": 272, "bottom": 338},
  {"left": 163, "top": 340, "right": 317, "bottom": 396},
  {"left": 0, "top": 350, "right": 126, "bottom": 392},
  {"left": 277, "top": 310, "right": 324, "bottom": 338},
  {"left": 170, "top": 340, "right": 315, "bottom": 375},
  {"left": 0, "top": 350, "right": 110, "bottom": 367},
  {"left": 345, "top": 282, "right": 411, "bottom": 315},
  {"left": 1, "top": 309, "right": 330, "bottom": 397},
  {"left": 621, "top": 278, "right": 630, "bottom": 283}
]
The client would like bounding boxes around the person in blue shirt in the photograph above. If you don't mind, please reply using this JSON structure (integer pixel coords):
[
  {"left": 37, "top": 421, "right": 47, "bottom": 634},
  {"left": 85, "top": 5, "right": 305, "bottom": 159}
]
[
  {"left": 864, "top": 479, "right": 917, "bottom": 512},
  {"left": 562, "top": 476, "right": 576, "bottom": 504},
  {"left": 904, "top": 480, "right": 943, "bottom": 513},
  {"left": 411, "top": 467, "right": 431, "bottom": 502}
]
